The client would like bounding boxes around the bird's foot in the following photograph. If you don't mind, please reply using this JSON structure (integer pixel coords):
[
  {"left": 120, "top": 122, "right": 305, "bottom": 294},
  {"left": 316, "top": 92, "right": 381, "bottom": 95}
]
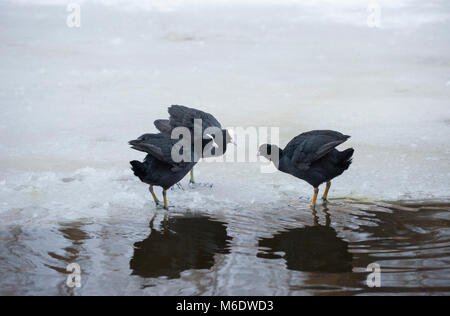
[
  {"left": 322, "top": 198, "right": 332, "bottom": 208},
  {"left": 171, "top": 183, "right": 184, "bottom": 191},
  {"left": 188, "top": 181, "right": 213, "bottom": 189},
  {"left": 154, "top": 203, "right": 173, "bottom": 210}
]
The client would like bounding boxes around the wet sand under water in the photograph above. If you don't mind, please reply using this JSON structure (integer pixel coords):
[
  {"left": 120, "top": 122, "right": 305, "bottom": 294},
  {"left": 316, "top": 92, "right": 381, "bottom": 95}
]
[{"left": 0, "top": 199, "right": 449, "bottom": 296}]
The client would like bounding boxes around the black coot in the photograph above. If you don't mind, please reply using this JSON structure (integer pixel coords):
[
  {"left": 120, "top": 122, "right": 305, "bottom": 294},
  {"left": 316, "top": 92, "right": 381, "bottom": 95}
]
[
  {"left": 129, "top": 133, "right": 196, "bottom": 209},
  {"left": 257, "top": 130, "right": 354, "bottom": 208},
  {"left": 154, "top": 105, "right": 235, "bottom": 185}
]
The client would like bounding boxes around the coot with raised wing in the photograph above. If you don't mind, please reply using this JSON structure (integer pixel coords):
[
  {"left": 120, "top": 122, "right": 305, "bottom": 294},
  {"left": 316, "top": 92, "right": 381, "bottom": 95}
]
[
  {"left": 154, "top": 105, "right": 235, "bottom": 186},
  {"left": 257, "top": 130, "right": 354, "bottom": 208}
]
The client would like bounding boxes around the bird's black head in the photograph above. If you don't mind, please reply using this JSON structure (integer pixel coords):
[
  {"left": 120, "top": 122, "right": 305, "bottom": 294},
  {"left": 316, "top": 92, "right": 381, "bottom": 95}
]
[
  {"left": 202, "top": 128, "right": 236, "bottom": 158},
  {"left": 214, "top": 129, "right": 236, "bottom": 153},
  {"left": 257, "top": 144, "right": 281, "bottom": 162}
]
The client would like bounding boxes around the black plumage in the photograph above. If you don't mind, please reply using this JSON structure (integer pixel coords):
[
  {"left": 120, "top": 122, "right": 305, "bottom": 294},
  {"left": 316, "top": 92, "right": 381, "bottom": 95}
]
[
  {"left": 164, "top": 104, "right": 223, "bottom": 133},
  {"left": 129, "top": 133, "right": 196, "bottom": 209},
  {"left": 130, "top": 158, "right": 195, "bottom": 191},
  {"left": 129, "top": 105, "right": 234, "bottom": 208},
  {"left": 153, "top": 105, "right": 234, "bottom": 185},
  {"left": 258, "top": 130, "right": 354, "bottom": 208}
]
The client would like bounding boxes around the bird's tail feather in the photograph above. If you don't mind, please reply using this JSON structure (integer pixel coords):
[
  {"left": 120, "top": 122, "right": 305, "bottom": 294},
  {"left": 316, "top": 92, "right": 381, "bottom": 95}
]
[
  {"left": 130, "top": 160, "right": 146, "bottom": 182},
  {"left": 339, "top": 148, "right": 354, "bottom": 170}
]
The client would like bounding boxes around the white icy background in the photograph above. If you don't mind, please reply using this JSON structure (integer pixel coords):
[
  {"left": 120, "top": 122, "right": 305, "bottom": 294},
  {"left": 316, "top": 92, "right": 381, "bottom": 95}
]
[{"left": 1, "top": 0, "right": 450, "bottom": 225}]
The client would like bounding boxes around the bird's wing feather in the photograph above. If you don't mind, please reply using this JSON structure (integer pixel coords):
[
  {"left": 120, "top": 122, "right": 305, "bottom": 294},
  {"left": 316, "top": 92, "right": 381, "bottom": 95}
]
[
  {"left": 129, "top": 133, "right": 191, "bottom": 167},
  {"left": 130, "top": 143, "right": 166, "bottom": 161},
  {"left": 298, "top": 130, "right": 349, "bottom": 139},
  {"left": 154, "top": 119, "right": 172, "bottom": 135},
  {"left": 168, "top": 105, "right": 222, "bottom": 131},
  {"left": 285, "top": 130, "right": 350, "bottom": 170}
]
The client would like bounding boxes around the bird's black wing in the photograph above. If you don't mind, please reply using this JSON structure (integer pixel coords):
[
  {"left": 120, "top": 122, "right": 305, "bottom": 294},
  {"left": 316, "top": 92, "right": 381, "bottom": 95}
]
[
  {"left": 129, "top": 133, "right": 192, "bottom": 170},
  {"left": 153, "top": 105, "right": 223, "bottom": 152},
  {"left": 284, "top": 130, "right": 350, "bottom": 170},
  {"left": 168, "top": 105, "right": 222, "bottom": 132},
  {"left": 154, "top": 119, "right": 172, "bottom": 135}
]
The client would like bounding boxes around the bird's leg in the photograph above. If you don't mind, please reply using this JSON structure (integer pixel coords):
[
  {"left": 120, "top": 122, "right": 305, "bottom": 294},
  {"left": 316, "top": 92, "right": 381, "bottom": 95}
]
[
  {"left": 322, "top": 181, "right": 331, "bottom": 201},
  {"left": 149, "top": 186, "right": 160, "bottom": 207},
  {"left": 162, "top": 189, "right": 169, "bottom": 210},
  {"left": 311, "top": 187, "right": 319, "bottom": 209},
  {"left": 188, "top": 168, "right": 213, "bottom": 188},
  {"left": 189, "top": 169, "right": 195, "bottom": 184}
]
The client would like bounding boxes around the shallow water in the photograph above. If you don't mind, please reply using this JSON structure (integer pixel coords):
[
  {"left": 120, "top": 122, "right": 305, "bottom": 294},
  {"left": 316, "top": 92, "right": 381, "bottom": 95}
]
[
  {"left": 1, "top": 0, "right": 450, "bottom": 296},
  {"left": 1, "top": 198, "right": 448, "bottom": 296}
]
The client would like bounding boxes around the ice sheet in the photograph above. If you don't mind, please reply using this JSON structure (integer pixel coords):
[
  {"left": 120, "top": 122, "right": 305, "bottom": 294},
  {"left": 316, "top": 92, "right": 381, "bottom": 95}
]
[{"left": 1, "top": 0, "right": 449, "bottom": 224}]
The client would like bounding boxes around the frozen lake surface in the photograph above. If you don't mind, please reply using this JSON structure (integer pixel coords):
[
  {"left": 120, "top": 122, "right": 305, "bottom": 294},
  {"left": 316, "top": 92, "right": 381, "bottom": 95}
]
[{"left": 0, "top": 0, "right": 449, "bottom": 295}]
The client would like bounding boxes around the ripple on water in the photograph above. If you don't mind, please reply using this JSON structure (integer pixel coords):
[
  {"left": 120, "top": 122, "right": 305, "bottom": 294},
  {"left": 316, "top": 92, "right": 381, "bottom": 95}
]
[{"left": 0, "top": 199, "right": 449, "bottom": 295}]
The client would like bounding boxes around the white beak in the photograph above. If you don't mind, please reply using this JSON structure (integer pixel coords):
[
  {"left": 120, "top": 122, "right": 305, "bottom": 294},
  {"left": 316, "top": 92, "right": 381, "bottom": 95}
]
[
  {"left": 227, "top": 129, "right": 237, "bottom": 146},
  {"left": 206, "top": 133, "right": 219, "bottom": 148}
]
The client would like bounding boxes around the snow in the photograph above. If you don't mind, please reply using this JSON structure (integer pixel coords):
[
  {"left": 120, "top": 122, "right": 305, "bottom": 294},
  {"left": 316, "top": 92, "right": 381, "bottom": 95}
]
[{"left": 0, "top": 0, "right": 449, "bottom": 224}]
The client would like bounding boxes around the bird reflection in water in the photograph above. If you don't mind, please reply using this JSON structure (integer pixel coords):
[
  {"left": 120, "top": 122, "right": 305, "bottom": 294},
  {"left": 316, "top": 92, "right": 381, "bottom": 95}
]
[
  {"left": 130, "top": 214, "right": 231, "bottom": 279},
  {"left": 257, "top": 206, "right": 352, "bottom": 273}
]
